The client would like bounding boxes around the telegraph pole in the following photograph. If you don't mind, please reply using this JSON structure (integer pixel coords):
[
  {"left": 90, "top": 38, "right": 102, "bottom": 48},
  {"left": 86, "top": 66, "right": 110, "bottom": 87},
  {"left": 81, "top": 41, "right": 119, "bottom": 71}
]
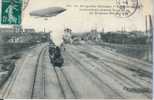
[
  {"left": 149, "top": 15, "right": 153, "bottom": 62},
  {"left": 145, "top": 15, "right": 153, "bottom": 62}
]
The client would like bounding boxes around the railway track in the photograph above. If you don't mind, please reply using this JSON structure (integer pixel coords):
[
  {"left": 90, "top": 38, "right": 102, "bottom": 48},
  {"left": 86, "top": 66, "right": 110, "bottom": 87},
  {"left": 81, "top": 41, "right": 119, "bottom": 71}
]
[
  {"left": 78, "top": 52, "right": 152, "bottom": 98},
  {"left": 84, "top": 45, "right": 152, "bottom": 71},
  {"left": 66, "top": 51, "right": 124, "bottom": 99},
  {"left": 71, "top": 45, "right": 152, "bottom": 83},
  {"left": 0, "top": 43, "right": 151, "bottom": 99},
  {"left": 53, "top": 66, "right": 77, "bottom": 99},
  {"left": 69, "top": 44, "right": 151, "bottom": 74},
  {"left": 67, "top": 47, "right": 152, "bottom": 98},
  {"left": 75, "top": 45, "right": 152, "bottom": 85},
  {"left": 0, "top": 56, "right": 26, "bottom": 98},
  {"left": 31, "top": 47, "right": 47, "bottom": 99},
  {"left": 0, "top": 45, "right": 47, "bottom": 99},
  {"left": 31, "top": 46, "right": 77, "bottom": 99}
]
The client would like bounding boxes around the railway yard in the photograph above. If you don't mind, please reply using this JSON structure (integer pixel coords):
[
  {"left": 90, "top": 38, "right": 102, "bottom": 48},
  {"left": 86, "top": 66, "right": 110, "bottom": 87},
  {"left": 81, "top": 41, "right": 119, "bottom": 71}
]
[{"left": 0, "top": 43, "right": 152, "bottom": 99}]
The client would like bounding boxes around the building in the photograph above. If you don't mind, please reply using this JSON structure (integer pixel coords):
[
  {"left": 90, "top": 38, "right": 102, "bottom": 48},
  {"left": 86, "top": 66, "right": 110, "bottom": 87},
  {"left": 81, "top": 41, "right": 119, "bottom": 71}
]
[
  {"left": 0, "top": 25, "right": 23, "bottom": 33},
  {"left": 87, "top": 29, "right": 101, "bottom": 41},
  {"left": 13, "top": 25, "right": 23, "bottom": 33},
  {"left": 24, "top": 28, "right": 35, "bottom": 33},
  {"left": 63, "top": 28, "right": 72, "bottom": 44},
  {"left": 0, "top": 27, "right": 14, "bottom": 33}
]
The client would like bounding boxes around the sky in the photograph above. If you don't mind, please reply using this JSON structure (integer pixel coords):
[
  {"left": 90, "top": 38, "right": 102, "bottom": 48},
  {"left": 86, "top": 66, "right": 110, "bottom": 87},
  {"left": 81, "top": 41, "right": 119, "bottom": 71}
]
[
  {"left": 22, "top": 0, "right": 153, "bottom": 31},
  {"left": 0, "top": 0, "right": 153, "bottom": 45}
]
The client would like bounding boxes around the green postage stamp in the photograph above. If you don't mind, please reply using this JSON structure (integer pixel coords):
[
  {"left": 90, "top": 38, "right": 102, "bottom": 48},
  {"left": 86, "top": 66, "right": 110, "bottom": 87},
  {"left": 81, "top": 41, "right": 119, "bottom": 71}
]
[{"left": 1, "top": 0, "right": 22, "bottom": 24}]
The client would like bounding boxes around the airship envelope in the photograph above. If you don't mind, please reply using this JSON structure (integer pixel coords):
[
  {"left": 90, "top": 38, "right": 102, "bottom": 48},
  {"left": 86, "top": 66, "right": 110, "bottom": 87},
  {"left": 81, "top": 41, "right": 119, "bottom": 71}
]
[{"left": 29, "top": 7, "right": 66, "bottom": 17}]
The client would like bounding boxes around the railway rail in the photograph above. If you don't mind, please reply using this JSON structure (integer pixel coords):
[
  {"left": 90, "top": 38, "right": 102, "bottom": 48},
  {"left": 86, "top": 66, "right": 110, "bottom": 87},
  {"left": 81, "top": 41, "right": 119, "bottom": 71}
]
[
  {"left": 67, "top": 45, "right": 152, "bottom": 99},
  {"left": 0, "top": 45, "right": 47, "bottom": 99},
  {"left": 0, "top": 43, "right": 152, "bottom": 99},
  {"left": 31, "top": 47, "right": 47, "bottom": 98},
  {"left": 53, "top": 67, "right": 77, "bottom": 99}
]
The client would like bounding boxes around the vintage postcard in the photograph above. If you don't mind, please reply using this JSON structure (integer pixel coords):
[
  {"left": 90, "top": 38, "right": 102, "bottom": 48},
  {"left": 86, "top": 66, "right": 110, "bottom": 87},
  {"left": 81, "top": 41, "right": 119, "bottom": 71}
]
[{"left": 0, "top": 0, "right": 153, "bottom": 99}]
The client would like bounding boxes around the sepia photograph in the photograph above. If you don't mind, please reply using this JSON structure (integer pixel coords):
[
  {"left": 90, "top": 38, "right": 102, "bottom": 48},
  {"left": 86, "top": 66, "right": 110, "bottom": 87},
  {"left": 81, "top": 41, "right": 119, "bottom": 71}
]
[{"left": 0, "top": 0, "right": 153, "bottom": 99}]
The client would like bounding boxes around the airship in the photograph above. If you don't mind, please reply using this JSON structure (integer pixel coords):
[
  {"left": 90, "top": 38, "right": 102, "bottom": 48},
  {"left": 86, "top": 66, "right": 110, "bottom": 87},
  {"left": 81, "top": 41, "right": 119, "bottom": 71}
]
[{"left": 29, "top": 7, "right": 66, "bottom": 20}]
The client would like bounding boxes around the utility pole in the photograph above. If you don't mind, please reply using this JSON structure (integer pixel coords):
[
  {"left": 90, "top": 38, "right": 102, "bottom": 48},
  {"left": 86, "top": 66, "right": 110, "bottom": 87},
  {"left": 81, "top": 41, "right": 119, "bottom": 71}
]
[
  {"left": 44, "top": 28, "right": 46, "bottom": 33},
  {"left": 145, "top": 16, "right": 148, "bottom": 33},
  {"left": 149, "top": 15, "right": 153, "bottom": 62},
  {"left": 145, "top": 15, "right": 153, "bottom": 62}
]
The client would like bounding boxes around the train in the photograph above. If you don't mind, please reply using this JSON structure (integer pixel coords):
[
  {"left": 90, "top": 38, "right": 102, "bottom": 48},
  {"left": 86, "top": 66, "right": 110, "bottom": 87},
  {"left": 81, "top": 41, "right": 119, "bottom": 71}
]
[{"left": 48, "top": 41, "right": 64, "bottom": 67}]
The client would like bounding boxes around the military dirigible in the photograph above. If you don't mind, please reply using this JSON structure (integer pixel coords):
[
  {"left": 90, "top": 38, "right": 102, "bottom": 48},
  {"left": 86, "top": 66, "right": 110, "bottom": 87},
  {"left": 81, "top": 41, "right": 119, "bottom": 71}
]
[{"left": 29, "top": 7, "right": 66, "bottom": 18}]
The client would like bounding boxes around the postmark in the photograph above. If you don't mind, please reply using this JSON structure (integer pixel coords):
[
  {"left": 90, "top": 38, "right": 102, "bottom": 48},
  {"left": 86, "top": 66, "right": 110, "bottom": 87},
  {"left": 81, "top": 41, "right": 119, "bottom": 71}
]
[
  {"left": 1, "top": 0, "right": 22, "bottom": 24},
  {"left": 114, "top": 0, "right": 138, "bottom": 18}
]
